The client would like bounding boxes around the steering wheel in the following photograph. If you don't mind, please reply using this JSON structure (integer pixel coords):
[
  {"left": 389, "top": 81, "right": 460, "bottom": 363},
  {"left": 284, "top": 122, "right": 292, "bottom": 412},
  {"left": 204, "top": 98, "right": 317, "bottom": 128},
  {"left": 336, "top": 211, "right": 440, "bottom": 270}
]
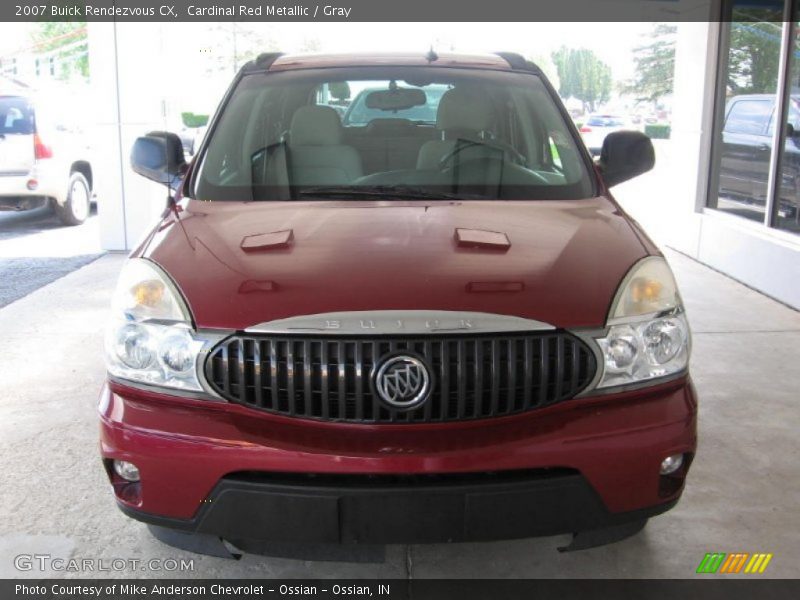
[
  {"left": 438, "top": 139, "right": 527, "bottom": 170},
  {"left": 439, "top": 154, "right": 552, "bottom": 185}
]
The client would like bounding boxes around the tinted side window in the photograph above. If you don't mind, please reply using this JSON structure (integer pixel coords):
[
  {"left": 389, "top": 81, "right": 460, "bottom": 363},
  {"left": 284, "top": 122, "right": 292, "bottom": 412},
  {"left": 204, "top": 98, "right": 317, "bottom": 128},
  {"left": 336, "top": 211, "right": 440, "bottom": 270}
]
[
  {"left": 766, "top": 102, "right": 800, "bottom": 135},
  {"left": 0, "top": 97, "right": 34, "bottom": 134},
  {"left": 724, "top": 100, "right": 772, "bottom": 135}
]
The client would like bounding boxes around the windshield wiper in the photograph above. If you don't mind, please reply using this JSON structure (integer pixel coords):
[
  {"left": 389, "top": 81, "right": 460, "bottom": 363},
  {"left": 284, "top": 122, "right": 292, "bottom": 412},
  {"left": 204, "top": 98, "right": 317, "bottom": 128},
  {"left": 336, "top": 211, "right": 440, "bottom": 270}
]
[
  {"left": 297, "top": 185, "right": 476, "bottom": 200},
  {"left": 251, "top": 140, "right": 292, "bottom": 200}
]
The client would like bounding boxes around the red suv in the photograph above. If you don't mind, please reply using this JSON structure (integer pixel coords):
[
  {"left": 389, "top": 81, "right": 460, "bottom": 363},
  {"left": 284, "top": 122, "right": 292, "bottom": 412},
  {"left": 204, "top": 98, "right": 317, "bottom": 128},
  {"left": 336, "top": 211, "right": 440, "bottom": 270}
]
[{"left": 100, "top": 52, "right": 696, "bottom": 555}]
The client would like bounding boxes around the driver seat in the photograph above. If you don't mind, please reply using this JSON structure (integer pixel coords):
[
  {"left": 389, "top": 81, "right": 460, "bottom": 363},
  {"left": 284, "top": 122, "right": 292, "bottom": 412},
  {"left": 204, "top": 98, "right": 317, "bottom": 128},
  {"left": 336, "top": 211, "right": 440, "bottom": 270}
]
[
  {"left": 288, "top": 106, "right": 363, "bottom": 185},
  {"left": 416, "top": 87, "right": 496, "bottom": 170}
]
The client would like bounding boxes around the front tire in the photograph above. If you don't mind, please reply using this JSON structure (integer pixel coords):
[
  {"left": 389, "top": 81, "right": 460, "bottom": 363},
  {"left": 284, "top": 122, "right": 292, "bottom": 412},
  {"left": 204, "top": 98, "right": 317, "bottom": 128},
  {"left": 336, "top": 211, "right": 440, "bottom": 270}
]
[{"left": 54, "top": 172, "right": 91, "bottom": 226}]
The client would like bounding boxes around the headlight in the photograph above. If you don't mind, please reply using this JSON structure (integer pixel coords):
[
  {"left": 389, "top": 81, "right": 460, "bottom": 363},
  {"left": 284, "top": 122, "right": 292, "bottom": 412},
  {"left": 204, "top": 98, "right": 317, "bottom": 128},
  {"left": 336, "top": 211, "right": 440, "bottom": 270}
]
[
  {"left": 594, "top": 257, "right": 691, "bottom": 389},
  {"left": 105, "top": 259, "right": 207, "bottom": 391}
]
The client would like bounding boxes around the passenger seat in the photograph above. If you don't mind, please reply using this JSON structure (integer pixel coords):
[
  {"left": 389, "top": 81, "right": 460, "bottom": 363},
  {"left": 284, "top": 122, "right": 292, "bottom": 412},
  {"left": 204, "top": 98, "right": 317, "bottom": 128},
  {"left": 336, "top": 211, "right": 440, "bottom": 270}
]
[
  {"left": 416, "top": 88, "right": 496, "bottom": 170},
  {"left": 350, "top": 118, "right": 435, "bottom": 174},
  {"left": 288, "top": 106, "right": 363, "bottom": 185}
]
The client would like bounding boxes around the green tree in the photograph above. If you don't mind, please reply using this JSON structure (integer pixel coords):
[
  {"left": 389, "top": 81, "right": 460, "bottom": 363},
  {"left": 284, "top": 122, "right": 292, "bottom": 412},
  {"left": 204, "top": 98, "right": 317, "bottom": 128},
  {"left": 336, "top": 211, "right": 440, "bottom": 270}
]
[
  {"left": 623, "top": 23, "right": 676, "bottom": 104},
  {"left": 204, "top": 24, "right": 278, "bottom": 76},
  {"left": 551, "top": 47, "right": 612, "bottom": 111},
  {"left": 30, "top": 22, "right": 88, "bottom": 81},
  {"left": 727, "top": 17, "right": 782, "bottom": 94},
  {"left": 299, "top": 37, "right": 322, "bottom": 53},
  {"left": 527, "top": 52, "right": 560, "bottom": 91}
]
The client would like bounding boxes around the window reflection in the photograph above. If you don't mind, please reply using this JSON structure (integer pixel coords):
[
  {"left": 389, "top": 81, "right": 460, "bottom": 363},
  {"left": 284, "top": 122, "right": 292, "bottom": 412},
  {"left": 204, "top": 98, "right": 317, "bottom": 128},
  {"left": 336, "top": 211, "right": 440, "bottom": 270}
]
[
  {"left": 710, "top": 1, "right": 782, "bottom": 224},
  {"left": 773, "top": 22, "right": 800, "bottom": 234}
]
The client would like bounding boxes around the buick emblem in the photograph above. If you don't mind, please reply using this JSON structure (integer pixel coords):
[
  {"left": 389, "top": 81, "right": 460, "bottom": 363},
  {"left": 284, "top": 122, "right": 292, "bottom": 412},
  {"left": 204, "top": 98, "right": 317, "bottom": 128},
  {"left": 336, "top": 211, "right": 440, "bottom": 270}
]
[{"left": 374, "top": 354, "right": 432, "bottom": 410}]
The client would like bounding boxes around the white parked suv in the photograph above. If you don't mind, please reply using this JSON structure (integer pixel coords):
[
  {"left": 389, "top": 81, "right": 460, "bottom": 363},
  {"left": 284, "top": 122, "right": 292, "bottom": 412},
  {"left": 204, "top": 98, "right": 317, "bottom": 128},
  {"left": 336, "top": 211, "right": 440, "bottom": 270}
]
[
  {"left": 579, "top": 114, "right": 630, "bottom": 157},
  {"left": 0, "top": 93, "right": 95, "bottom": 225}
]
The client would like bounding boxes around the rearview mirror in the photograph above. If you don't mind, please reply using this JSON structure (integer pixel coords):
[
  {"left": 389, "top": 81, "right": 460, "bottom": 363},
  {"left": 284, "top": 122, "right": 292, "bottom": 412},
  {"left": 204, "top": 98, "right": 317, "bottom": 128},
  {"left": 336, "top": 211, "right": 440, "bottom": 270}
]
[
  {"left": 365, "top": 88, "right": 426, "bottom": 112},
  {"left": 131, "top": 131, "right": 187, "bottom": 189},
  {"left": 598, "top": 130, "right": 655, "bottom": 187}
]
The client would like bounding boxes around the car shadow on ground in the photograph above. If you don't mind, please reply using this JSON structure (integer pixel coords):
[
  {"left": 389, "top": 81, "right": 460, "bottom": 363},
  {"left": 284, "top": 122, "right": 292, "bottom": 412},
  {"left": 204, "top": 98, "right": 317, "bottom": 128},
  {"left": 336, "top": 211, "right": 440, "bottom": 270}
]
[{"left": 0, "top": 203, "right": 97, "bottom": 240}]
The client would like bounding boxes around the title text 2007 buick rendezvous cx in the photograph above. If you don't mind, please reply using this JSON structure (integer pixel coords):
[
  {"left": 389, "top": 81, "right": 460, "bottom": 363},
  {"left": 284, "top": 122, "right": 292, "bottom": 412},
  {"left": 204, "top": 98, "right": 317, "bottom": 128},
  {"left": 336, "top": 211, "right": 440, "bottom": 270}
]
[{"left": 99, "top": 52, "right": 696, "bottom": 556}]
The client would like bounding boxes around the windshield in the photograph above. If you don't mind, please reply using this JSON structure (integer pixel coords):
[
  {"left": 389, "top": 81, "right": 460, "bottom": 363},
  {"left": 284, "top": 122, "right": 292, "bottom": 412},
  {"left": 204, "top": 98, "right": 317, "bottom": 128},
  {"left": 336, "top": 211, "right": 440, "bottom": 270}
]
[{"left": 193, "top": 66, "right": 594, "bottom": 201}]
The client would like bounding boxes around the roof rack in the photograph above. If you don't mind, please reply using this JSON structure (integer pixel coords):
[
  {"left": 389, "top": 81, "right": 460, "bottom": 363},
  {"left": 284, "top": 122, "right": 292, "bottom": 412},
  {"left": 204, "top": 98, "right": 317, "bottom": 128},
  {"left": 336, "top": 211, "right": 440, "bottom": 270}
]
[
  {"left": 494, "top": 52, "right": 540, "bottom": 73},
  {"left": 241, "top": 52, "right": 283, "bottom": 73}
]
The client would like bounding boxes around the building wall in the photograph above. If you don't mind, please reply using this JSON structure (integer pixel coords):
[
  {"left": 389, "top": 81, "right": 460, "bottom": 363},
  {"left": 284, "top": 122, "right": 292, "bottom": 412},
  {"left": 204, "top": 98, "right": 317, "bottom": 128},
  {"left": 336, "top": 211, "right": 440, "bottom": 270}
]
[
  {"left": 666, "top": 21, "right": 719, "bottom": 259},
  {"left": 697, "top": 213, "right": 800, "bottom": 307},
  {"left": 668, "top": 18, "right": 800, "bottom": 309},
  {"left": 88, "top": 22, "right": 176, "bottom": 252}
]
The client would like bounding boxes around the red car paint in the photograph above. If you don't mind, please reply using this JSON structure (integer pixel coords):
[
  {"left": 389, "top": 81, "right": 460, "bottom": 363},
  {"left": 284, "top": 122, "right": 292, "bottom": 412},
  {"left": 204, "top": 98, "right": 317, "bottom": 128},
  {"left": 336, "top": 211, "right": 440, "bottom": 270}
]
[
  {"left": 100, "top": 377, "right": 696, "bottom": 520},
  {"left": 102, "top": 52, "right": 696, "bottom": 548},
  {"left": 267, "top": 52, "right": 520, "bottom": 73},
  {"left": 141, "top": 197, "right": 648, "bottom": 331}
]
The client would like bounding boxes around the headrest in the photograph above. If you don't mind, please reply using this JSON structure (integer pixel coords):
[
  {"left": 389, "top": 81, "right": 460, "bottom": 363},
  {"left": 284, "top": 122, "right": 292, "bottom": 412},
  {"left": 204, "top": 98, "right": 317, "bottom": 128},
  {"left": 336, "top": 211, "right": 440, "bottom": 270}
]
[
  {"left": 290, "top": 106, "right": 343, "bottom": 146},
  {"left": 436, "top": 88, "right": 494, "bottom": 132},
  {"left": 365, "top": 118, "right": 416, "bottom": 136}
]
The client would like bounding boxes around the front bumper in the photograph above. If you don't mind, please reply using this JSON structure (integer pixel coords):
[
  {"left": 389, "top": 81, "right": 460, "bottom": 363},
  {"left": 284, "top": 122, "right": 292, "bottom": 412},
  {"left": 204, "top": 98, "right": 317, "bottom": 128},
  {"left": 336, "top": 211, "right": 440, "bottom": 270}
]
[
  {"left": 119, "top": 470, "right": 677, "bottom": 546},
  {"left": 99, "top": 377, "right": 697, "bottom": 544}
]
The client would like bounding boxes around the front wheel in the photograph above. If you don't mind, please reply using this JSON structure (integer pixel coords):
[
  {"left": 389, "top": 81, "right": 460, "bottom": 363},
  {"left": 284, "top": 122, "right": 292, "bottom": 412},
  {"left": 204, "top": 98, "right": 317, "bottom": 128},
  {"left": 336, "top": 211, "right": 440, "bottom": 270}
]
[{"left": 54, "top": 172, "right": 91, "bottom": 226}]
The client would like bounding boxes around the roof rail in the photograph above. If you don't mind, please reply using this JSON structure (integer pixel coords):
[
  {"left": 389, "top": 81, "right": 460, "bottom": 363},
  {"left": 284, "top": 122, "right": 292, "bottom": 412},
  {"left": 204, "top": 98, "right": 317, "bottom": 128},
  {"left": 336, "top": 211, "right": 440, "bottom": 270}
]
[
  {"left": 495, "top": 52, "right": 540, "bottom": 73},
  {"left": 241, "top": 52, "right": 283, "bottom": 73}
]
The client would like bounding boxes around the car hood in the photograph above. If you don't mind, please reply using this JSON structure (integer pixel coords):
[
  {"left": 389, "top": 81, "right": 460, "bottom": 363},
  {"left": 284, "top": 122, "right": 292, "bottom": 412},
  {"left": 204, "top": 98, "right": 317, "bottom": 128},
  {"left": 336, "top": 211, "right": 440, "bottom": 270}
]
[{"left": 141, "top": 197, "right": 649, "bottom": 330}]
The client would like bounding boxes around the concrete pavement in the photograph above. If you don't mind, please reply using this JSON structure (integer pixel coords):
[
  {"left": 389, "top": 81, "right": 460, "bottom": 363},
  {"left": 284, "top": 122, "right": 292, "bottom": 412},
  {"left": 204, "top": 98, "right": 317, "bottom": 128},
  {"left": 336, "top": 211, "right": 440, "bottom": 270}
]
[
  {"left": 0, "top": 245, "right": 798, "bottom": 578},
  {"left": 0, "top": 204, "right": 102, "bottom": 308}
]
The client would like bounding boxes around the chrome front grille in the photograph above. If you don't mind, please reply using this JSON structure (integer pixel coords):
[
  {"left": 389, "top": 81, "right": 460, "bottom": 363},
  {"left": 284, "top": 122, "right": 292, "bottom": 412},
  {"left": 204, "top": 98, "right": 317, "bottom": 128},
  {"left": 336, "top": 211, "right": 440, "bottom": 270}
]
[{"left": 205, "top": 332, "right": 596, "bottom": 424}]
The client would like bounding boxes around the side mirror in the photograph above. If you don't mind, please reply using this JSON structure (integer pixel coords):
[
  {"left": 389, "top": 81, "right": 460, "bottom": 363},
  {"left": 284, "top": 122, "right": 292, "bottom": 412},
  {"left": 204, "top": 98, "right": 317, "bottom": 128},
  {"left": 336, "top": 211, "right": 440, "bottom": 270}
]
[
  {"left": 786, "top": 123, "right": 800, "bottom": 143},
  {"left": 131, "top": 131, "right": 187, "bottom": 189},
  {"left": 598, "top": 130, "right": 655, "bottom": 187}
]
